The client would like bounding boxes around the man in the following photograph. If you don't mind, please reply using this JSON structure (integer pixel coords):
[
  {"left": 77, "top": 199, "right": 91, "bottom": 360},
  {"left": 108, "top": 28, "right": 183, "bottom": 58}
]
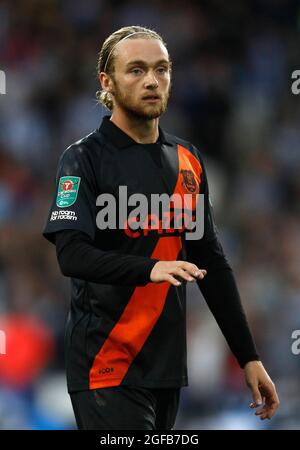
[{"left": 43, "top": 26, "right": 279, "bottom": 430}]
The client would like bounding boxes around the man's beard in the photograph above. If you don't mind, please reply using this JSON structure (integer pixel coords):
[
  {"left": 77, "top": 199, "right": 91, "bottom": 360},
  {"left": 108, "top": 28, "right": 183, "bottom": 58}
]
[{"left": 111, "top": 80, "right": 171, "bottom": 120}]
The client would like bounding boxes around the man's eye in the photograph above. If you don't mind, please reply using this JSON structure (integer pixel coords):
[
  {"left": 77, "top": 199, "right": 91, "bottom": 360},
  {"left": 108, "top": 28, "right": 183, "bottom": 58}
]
[
  {"left": 157, "top": 67, "right": 168, "bottom": 74},
  {"left": 131, "top": 68, "right": 142, "bottom": 75}
]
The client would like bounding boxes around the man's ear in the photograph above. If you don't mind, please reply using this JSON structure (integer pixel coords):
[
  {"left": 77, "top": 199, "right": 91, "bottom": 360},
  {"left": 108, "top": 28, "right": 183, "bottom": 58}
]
[{"left": 99, "top": 72, "right": 113, "bottom": 93}]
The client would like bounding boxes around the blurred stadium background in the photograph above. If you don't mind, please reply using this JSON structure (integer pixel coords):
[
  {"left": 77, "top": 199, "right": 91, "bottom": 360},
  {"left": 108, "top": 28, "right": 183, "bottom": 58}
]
[{"left": 0, "top": 0, "right": 300, "bottom": 430}]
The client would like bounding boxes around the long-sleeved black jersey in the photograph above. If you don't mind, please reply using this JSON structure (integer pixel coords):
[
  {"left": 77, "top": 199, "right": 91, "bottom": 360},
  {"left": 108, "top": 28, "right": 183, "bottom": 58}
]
[{"left": 43, "top": 115, "right": 259, "bottom": 393}]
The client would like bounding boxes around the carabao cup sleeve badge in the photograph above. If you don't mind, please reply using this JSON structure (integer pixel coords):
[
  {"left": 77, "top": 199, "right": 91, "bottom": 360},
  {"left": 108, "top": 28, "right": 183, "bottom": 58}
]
[{"left": 56, "top": 176, "right": 81, "bottom": 208}]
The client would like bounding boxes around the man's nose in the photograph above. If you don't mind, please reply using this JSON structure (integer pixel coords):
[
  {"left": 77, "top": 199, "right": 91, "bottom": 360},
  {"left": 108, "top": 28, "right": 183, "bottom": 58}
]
[{"left": 144, "top": 70, "right": 158, "bottom": 88}]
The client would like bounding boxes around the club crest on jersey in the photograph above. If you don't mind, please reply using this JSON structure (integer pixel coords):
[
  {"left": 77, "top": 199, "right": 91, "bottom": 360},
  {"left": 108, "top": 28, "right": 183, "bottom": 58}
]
[
  {"left": 56, "top": 176, "right": 81, "bottom": 207},
  {"left": 181, "top": 170, "right": 197, "bottom": 193}
]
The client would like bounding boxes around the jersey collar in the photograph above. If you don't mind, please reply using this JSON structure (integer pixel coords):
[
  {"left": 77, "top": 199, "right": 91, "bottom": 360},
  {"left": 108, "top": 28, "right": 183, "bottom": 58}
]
[{"left": 99, "top": 115, "right": 172, "bottom": 149}]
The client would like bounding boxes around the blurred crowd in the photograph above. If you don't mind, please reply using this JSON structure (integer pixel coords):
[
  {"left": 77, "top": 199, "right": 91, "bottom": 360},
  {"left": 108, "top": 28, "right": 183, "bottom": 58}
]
[{"left": 0, "top": 0, "right": 300, "bottom": 429}]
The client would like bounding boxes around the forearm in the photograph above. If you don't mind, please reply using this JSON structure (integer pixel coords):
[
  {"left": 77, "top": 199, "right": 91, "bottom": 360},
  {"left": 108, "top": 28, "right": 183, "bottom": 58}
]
[
  {"left": 197, "top": 266, "right": 260, "bottom": 368},
  {"left": 55, "top": 230, "right": 158, "bottom": 286},
  {"left": 187, "top": 236, "right": 259, "bottom": 367}
]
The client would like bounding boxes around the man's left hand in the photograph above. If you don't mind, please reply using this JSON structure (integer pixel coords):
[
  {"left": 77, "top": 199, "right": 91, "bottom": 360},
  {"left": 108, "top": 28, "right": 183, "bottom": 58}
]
[{"left": 244, "top": 360, "right": 280, "bottom": 420}]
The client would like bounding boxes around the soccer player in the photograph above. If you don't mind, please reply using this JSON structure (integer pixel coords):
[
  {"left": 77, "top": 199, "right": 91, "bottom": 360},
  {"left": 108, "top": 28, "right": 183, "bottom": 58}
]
[{"left": 43, "top": 26, "right": 279, "bottom": 430}]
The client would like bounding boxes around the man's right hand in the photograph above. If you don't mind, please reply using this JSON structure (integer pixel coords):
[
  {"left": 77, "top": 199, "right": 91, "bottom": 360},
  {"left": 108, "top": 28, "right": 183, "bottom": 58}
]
[{"left": 150, "top": 261, "right": 207, "bottom": 286}]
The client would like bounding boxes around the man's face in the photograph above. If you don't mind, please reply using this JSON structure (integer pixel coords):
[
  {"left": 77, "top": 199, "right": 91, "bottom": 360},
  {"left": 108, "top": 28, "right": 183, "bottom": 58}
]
[{"left": 109, "top": 38, "right": 172, "bottom": 120}]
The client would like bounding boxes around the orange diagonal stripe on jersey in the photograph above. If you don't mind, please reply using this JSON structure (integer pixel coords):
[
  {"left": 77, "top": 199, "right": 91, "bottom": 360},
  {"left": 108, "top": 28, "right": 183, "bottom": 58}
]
[
  {"left": 89, "top": 236, "right": 182, "bottom": 389},
  {"left": 171, "top": 144, "right": 202, "bottom": 210}
]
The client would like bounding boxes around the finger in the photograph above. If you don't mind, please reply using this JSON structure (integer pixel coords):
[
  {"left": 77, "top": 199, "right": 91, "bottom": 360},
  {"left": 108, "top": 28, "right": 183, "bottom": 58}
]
[
  {"left": 255, "top": 402, "right": 277, "bottom": 420},
  {"left": 252, "top": 383, "right": 279, "bottom": 420},
  {"left": 250, "top": 396, "right": 265, "bottom": 408},
  {"left": 259, "top": 414, "right": 268, "bottom": 420},
  {"left": 264, "top": 401, "right": 279, "bottom": 419},
  {"left": 195, "top": 269, "right": 207, "bottom": 279},
  {"left": 177, "top": 262, "right": 207, "bottom": 279},
  {"left": 255, "top": 408, "right": 266, "bottom": 416},
  {"left": 172, "top": 268, "right": 196, "bottom": 282},
  {"left": 255, "top": 406, "right": 268, "bottom": 419},
  {"left": 263, "top": 388, "right": 280, "bottom": 418},
  {"left": 177, "top": 261, "right": 198, "bottom": 273},
  {"left": 165, "top": 275, "right": 181, "bottom": 286},
  {"left": 250, "top": 401, "right": 264, "bottom": 408},
  {"left": 187, "top": 268, "right": 207, "bottom": 279},
  {"left": 250, "top": 386, "right": 263, "bottom": 408}
]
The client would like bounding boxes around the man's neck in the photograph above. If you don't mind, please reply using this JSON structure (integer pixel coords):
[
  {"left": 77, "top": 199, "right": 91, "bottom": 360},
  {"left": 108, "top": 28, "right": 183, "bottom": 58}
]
[{"left": 110, "top": 110, "right": 159, "bottom": 144}]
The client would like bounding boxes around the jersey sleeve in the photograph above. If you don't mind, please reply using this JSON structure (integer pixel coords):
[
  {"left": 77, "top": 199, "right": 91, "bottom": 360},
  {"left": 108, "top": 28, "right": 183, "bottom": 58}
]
[
  {"left": 43, "top": 144, "right": 97, "bottom": 244},
  {"left": 198, "top": 151, "right": 218, "bottom": 243}
]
